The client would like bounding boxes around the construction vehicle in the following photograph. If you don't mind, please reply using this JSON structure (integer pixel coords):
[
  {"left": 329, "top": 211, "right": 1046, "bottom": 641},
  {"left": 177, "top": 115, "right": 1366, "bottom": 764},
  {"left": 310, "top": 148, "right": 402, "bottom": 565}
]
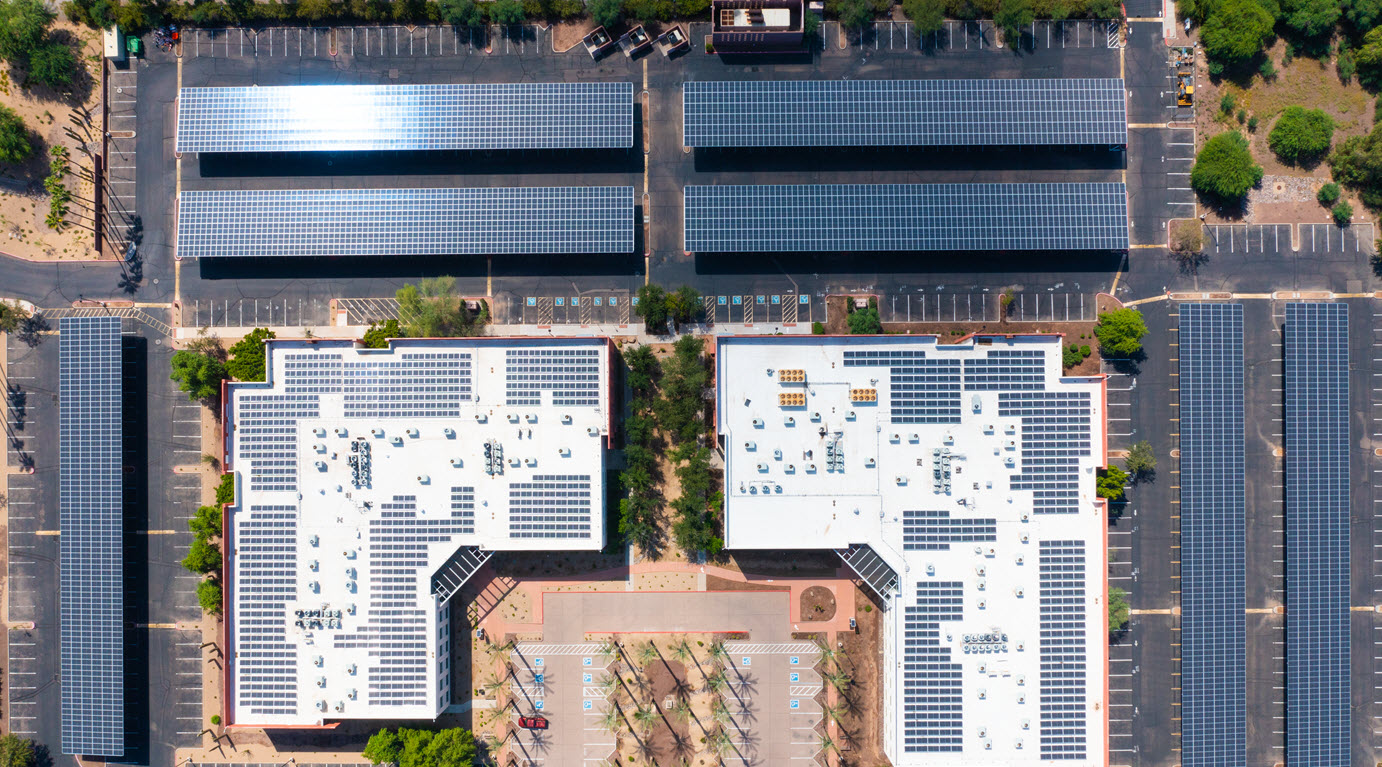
[{"left": 1177, "top": 76, "right": 1194, "bottom": 106}]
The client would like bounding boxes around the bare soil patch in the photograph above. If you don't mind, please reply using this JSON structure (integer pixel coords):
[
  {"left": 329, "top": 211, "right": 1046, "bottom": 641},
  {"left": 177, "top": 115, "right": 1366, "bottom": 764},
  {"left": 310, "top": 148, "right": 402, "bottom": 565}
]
[
  {"left": 643, "top": 659, "right": 694, "bottom": 765},
  {"left": 704, "top": 575, "right": 790, "bottom": 592},
  {"left": 0, "top": 22, "right": 103, "bottom": 261},
  {"left": 550, "top": 18, "right": 599, "bottom": 51},
  {"left": 799, "top": 585, "right": 836, "bottom": 621},
  {"left": 837, "top": 585, "right": 888, "bottom": 767}
]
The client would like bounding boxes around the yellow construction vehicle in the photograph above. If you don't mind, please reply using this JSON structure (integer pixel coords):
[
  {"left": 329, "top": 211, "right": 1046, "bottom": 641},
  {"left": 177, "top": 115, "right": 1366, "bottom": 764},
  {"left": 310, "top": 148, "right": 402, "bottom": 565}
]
[{"left": 1177, "top": 76, "right": 1194, "bottom": 106}]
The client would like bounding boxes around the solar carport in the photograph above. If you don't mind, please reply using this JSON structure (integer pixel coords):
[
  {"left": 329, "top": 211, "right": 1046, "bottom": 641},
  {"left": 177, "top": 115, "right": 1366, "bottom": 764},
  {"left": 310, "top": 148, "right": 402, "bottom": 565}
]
[
  {"left": 58, "top": 316, "right": 124, "bottom": 757},
  {"left": 176, "top": 186, "right": 635, "bottom": 258},
  {"left": 683, "top": 182, "right": 1129, "bottom": 253},
  {"left": 682, "top": 79, "right": 1127, "bottom": 148},
  {"left": 176, "top": 82, "right": 634, "bottom": 154}
]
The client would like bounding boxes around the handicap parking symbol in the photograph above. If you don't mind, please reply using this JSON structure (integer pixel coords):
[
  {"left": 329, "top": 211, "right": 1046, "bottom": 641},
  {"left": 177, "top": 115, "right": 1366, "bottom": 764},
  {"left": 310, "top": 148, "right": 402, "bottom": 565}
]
[
  {"left": 535, "top": 658, "right": 544, "bottom": 668},
  {"left": 525, "top": 297, "right": 536, "bottom": 306},
  {"left": 790, "top": 656, "right": 800, "bottom": 665},
  {"left": 555, "top": 298, "right": 565, "bottom": 307},
  {"left": 571, "top": 297, "right": 580, "bottom": 306},
  {"left": 718, "top": 295, "right": 727, "bottom": 305},
  {"left": 771, "top": 295, "right": 781, "bottom": 305},
  {"left": 742, "top": 656, "right": 751, "bottom": 666},
  {"left": 535, "top": 700, "right": 544, "bottom": 710},
  {"left": 790, "top": 699, "right": 800, "bottom": 710},
  {"left": 582, "top": 657, "right": 592, "bottom": 667},
  {"left": 632, "top": 296, "right": 640, "bottom": 306},
  {"left": 594, "top": 297, "right": 603, "bottom": 306},
  {"left": 583, "top": 673, "right": 593, "bottom": 684},
  {"left": 790, "top": 672, "right": 800, "bottom": 683},
  {"left": 799, "top": 295, "right": 810, "bottom": 304},
  {"left": 583, "top": 700, "right": 593, "bottom": 710},
  {"left": 733, "top": 296, "right": 743, "bottom": 305},
  {"left": 756, "top": 295, "right": 766, "bottom": 304},
  {"left": 535, "top": 673, "right": 545, "bottom": 685},
  {"left": 609, "top": 297, "right": 618, "bottom": 306}
]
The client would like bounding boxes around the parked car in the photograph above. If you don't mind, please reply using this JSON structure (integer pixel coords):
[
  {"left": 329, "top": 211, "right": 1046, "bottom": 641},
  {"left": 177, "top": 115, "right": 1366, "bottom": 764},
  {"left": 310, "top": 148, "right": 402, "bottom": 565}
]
[{"left": 517, "top": 715, "right": 549, "bottom": 730}]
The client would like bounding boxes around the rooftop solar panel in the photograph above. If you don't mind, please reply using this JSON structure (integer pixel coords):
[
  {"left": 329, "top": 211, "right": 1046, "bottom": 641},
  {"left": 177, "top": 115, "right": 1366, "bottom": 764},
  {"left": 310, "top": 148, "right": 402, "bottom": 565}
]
[
  {"left": 683, "top": 183, "right": 1129, "bottom": 253},
  {"left": 58, "top": 315, "right": 124, "bottom": 757},
  {"left": 683, "top": 79, "right": 1128, "bottom": 148},
  {"left": 176, "top": 83, "right": 634, "bottom": 153},
  {"left": 1284, "top": 302, "right": 1350, "bottom": 767},
  {"left": 176, "top": 187, "right": 635, "bottom": 258},
  {"left": 1178, "top": 303, "right": 1246, "bottom": 767}
]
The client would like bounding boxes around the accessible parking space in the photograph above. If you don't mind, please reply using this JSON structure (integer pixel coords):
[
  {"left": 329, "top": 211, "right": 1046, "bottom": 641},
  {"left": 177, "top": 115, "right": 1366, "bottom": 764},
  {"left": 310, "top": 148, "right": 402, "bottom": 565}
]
[
  {"left": 701, "top": 294, "right": 810, "bottom": 326},
  {"left": 724, "top": 644, "right": 823, "bottom": 765},
  {"left": 507, "top": 645, "right": 614, "bottom": 766},
  {"left": 521, "top": 294, "right": 632, "bottom": 326}
]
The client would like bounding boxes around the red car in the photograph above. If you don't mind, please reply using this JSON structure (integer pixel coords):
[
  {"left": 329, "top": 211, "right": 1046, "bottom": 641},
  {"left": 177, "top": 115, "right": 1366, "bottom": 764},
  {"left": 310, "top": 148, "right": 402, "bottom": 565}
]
[{"left": 518, "top": 715, "right": 549, "bottom": 730}]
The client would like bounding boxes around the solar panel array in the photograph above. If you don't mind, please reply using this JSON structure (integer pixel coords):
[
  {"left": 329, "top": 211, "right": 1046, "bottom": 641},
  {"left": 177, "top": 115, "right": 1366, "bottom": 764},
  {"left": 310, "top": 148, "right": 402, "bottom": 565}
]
[
  {"left": 58, "top": 316, "right": 125, "bottom": 757},
  {"left": 901, "top": 581, "right": 964, "bottom": 753},
  {"left": 1284, "top": 302, "right": 1350, "bottom": 767},
  {"left": 1039, "top": 540, "right": 1088, "bottom": 760},
  {"left": 683, "top": 183, "right": 1129, "bottom": 253},
  {"left": 176, "top": 83, "right": 634, "bottom": 153},
  {"left": 177, "top": 187, "right": 635, "bottom": 258},
  {"left": 683, "top": 79, "right": 1128, "bottom": 148},
  {"left": 1178, "top": 303, "right": 1246, "bottom": 767}
]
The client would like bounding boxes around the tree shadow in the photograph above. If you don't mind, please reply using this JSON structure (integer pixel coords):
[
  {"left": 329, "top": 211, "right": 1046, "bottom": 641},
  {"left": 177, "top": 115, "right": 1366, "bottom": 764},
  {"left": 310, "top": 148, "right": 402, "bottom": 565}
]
[{"left": 1174, "top": 249, "right": 1210, "bottom": 276}]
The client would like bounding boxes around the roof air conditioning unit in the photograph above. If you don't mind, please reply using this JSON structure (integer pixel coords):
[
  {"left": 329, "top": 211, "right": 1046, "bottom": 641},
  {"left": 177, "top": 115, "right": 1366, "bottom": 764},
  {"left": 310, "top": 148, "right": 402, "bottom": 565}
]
[
  {"left": 317, "top": 700, "right": 327, "bottom": 712},
  {"left": 562, "top": 414, "right": 572, "bottom": 424},
  {"left": 391, "top": 436, "right": 403, "bottom": 446},
  {"left": 811, "top": 412, "right": 821, "bottom": 421},
  {"left": 344, "top": 550, "right": 356, "bottom": 559},
  {"left": 417, "top": 474, "right": 430, "bottom": 484},
  {"left": 451, "top": 458, "right": 463, "bottom": 467},
  {"left": 475, "top": 414, "right": 487, "bottom": 423},
  {"left": 785, "top": 464, "right": 795, "bottom": 474},
  {"left": 977, "top": 688, "right": 986, "bottom": 700},
  {"left": 559, "top": 448, "right": 571, "bottom": 457},
  {"left": 526, "top": 414, "right": 537, "bottom": 423},
  {"left": 745, "top": 441, "right": 757, "bottom": 450},
  {"left": 313, "top": 443, "right": 326, "bottom": 453},
  {"left": 335, "top": 427, "right": 348, "bottom": 437},
  {"left": 316, "top": 677, "right": 326, "bottom": 687},
  {"left": 1014, "top": 587, "right": 1024, "bottom": 597},
  {"left": 371, "top": 428, "right": 384, "bottom": 437},
  {"left": 508, "top": 413, "right": 520, "bottom": 423},
  {"left": 1017, "top": 675, "right": 1026, "bottom": 686},
  {"left": 335, "top": 702, "right": 345, "bottom": 712},
  {"left": 314, "top": 461, "right": 327, "bottom": 471},
  {"left": 784, "top": 416, "right": 795, "bottom": 426},
  {"left": 349, "top": 689, "right": 358, "bottom": 699},
  {"left": 407, "top": 428, "right": 419, "bottom": 438},
  {"left": 309, "top": 535, "right": 319, "bottom": 546},
  {"left": 444, "top": 427, "right": 455, "bottom": 438},
  {"left": 846, "top": 411, "right": 856, "bottom": 420},
  {"left": 587, "top": 427, "right": 599, "bottom": 436},
  {"left": 895, "top": 476, "right": 907, "bottom": 485},
  {"left": 1021, "top": 718, "right": 1030, "bottom": 730},
  {"left": 757, "top": 463, "right": 769, "bottom": 472},
  {"left": 806, "top": 463, "right": 816, "bottom": 472},
  {"left": 525, "top": 458, "right": 536, "bottom": 467},
  {"left": 752, "top": 418, "right": 764, "bottom": 427},
  {"left": 314, "top": 427, "right": 326, "bottom": 437},
  {"left": 314, "top": 655, "right": 324, "bottom": 666}
]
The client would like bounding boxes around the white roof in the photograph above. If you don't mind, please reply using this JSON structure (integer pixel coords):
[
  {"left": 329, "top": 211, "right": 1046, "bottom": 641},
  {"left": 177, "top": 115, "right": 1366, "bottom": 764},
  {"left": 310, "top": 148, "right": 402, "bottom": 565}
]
[
  {"left": 715, "top": 334, "right": 1107, "bottom": 767},
  {"left": 225, "top": 337, "right": 610, "bottom": 726}
]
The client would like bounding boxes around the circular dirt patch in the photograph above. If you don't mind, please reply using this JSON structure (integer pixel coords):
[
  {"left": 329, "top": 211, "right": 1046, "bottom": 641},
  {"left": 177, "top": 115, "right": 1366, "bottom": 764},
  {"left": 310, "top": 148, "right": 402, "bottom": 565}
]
[{"left": 801, "top": 586, "right": 837, "bottom": 621}]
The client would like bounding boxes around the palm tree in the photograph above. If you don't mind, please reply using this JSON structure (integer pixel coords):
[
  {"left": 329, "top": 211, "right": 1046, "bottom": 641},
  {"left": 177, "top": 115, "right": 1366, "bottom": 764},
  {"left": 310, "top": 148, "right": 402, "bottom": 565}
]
[
  {"left": 670, "top": 638, "right": 695, "bottom": 665},
  {"left": 704, "top": 668, "right": 728, "bottom": 695},
  {"left": 822, "top": 701, "right": 847, "bottom": 725},
  {"left": 667, "top": 698, "right": 692, "bottom": 724},
  {"left": 824, "top": 669, "right": 852, "bottom": 695},
  {"left": 709, "top": 696, "right": 732, "bottom": 725},
  {"left": 636, "top": 640, "right": 659, "bottom": 667},
  {"left": 814, "top": 639, "right": 837, "bottom": 669},
  {"left": 707, "top": 729, "right": 734, "bottom": 758},
  {"left": 708, "top": 640, "right": 730, "bottom": 668},
  {"left": 632, "top": 703, "right": 659, "bottom": 735},
  {"left": 817, "top": 733, "right": 840, "bottom": 764},
  {"left": 597, "top": 671, "right": 622, "bottom": 700},
  {"left": 597, "top": 704, "right": 624, "bottom": 736},
  {"left": 597, "top": 636, "right": 621, "bottom": 661}
]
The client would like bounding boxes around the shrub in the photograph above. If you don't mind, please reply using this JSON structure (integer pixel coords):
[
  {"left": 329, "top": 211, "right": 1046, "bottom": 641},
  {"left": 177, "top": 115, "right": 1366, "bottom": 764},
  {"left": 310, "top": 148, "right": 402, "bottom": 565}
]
[
  {"left": 1247, "top": 115, "right": 1259, "bottom": 132},
  {"left": 1318, "top": 182, "right": 1341, "bottom": 204},
  {"left": 1097, "top": 465, "right": 1129, "bottom": 501},
  {"left": 26, "top": 41, "right": 74, "bottom": 89},
  {"left": 1191, "top": 131, "right": 1263, "bottom": 201},
  {"left": 847, "top": 299, "right": 882, "bottom": 335},
  {"left": 361, "top": 319, "right": 400, "bottom": 349},
  {"left": 0, "top": 104, "right": 30, "bottom": 165},
  {"left": 197, "top": 578, "right": 223, "bottom": 614},
  {"left": 811, "top": 321, "right": 825, "bottom": 334},
  {"left": 1340, "top": 47, "right": 1358, "bottom": 82},
  {"left": 215, "top": 473, "right": 235, "bottom": 505},
  {"left": 1170, "top": 219, "right": 1204, "bottom": 253},
  {"left": 1108, "top": 586, "right": 1130, "bottom": 632},
  {"left": 1268, "top": 106, "right": 1334, "bottom": 164},
  {"left": 1200, "top": 0, "right": 1274, "bottom": 70},
  {"left": 210, "top": 715, "right": 222, "bottom": 726},
  {"left": 226, "top": 328, "right": 275, "bottom": 382},
  {"left": 1333, "top": 200, "right": 1353, "bottom": 224},
  {"left": 1061, "top": 344, "right": 1088, "bottom": 369},
  {"left": 1258, "top": 57, "right": 1275, "bottom": 79},
  {"left": 1219, "top": 92, "right": 1236, "bottom": 115}
]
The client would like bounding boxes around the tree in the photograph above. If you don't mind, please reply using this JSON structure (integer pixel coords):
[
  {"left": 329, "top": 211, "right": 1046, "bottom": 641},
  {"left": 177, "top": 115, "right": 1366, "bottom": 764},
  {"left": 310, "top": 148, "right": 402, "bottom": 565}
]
[
  {"left": 836, "top": 0, "right": 872, "bottom": 29},
  {"left": 1268, "top": 106, "right": 1334, "bottom": 165},
  {"left": 623, "top": 344, "right": 659, "bottom": 396},
  {"left": 1281, "top": 0, "right": 1338, "bottom": 38},
  {"left": 215, "top": 473, "right": 235, "bottom": 505},
  {"left": 588, "top": 0, "right": 622, "bottom": 26},
  {"left": 666, "top": 285, "right": 702, "bottom": 330},
  {"left": 653, "top": 335, "right": 708, "bottom": 443},
  {"left": 171, "top": 349, "right": 228, "bottom": 402},
  {"left": 0, "top": 105, "right": 29, "bottom": 165},
  {"left": 1093, "top": 308, "right": 1147, "bottom": 358},
  {"left": 1200, "top": 0, "right": 1273, "bottom": 70},
  {"left": 182, "top": 536, "right": 222, "bottom": 574},
  {"left": 26, "top": 41, "right": 73, "bottom": 89},
  {"left": 396, "top": 277, "right": 486, "bottom": 338},
  {"left": 901, "top": 0, "right": 943, "bottom": 32},
  {"left": 226, "top": 328, "right": 275, "bottom": 382},
  {"left": 0, "top": 734, "right": 36, "bottom": 767},
  {"left": 1333, "top": 200, "right": 1354, "bottom": 224},
  {"left": 624, "top": 0, "right": 670, "bottom": 23},
  {"left": 1329, "top": 123, "right": 1382, "bottom": 207},
  {"left": 296, "top": 0, "right": 337, "bottom": 20},
  {"left": 439, "top": 0, "right": 483, "bottom": 25},
  {"left": 846, "top": 299, "right": 882, "bottom": 334},
  {"left": 0, "top": 300, "right": 29, "bottom": 334},
  {"left": 1097, "top": 465, "right": 1128, "bottom": 501},
  {"left": 995, "top": 0, "right": 1033, "bottom": 42},
  {"left": 632, "top": 704, "right": 658, "bottom": 735},
  {"left": 363, "top": 727, "right": 478, "bottom": 767},
  {"left": 635, "top": 283, "right": 670, "bottom": 334},
  {"left": 189, "top": 505, "right": 222, "bottom": 539},
  {"left": 1191, "top": 131, "right": 1262, "bottom": 202},
  {"left": 1318, "top": 181, "right": 1341, "bottom": 204},
  {"left": 197, "top": 578, "right": 223, "bottom": 614},
  {"left": 362, "top": 319, "right": 401, "bottom": 349},
  {"left": 0, "top": 0, "right": 53, "bottom": 64},
  {"left": 489, "top": 0, "right": 524, "bottom": 23},
  {"left": 1108, "top": 586, "right": 1130, "bottom": 632},
  {"left": 1169, "top": 219, "right": 1204, "bottom": 254},
  {"left": 1125, "top": 440, "right": 1157, "bottom": 479}
]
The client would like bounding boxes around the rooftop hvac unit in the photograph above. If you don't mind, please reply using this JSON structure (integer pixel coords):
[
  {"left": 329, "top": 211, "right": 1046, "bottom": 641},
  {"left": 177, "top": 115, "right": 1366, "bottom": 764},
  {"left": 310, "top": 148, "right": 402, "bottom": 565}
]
[
  {"left": 1021, "top": 718, "right": 1030, "bottom": 730},
  {"left": 977, "top": 599, "right": 986, "bottom": 609},
  {"left": 972, "top": 394, "right": 982, "bottom": 412},
  {"left": 417, "top": 474, "right": 430, "bottom": 484},
  {"left": 346, "top": 567, "right": 356, "bottom": 579},
  {"left": 977, "top": 579, "right": 986, "bottom": 590},
  {"left": 784, "top": 416, "right": 795, "bottom": 426},
  {"left": 1016, "top": 695, "right": 1025, "bottom": 705},
  {"left": 527, "top": 414, "right": 538, "bottom": 423},
  {"left": 1014, "top": 738, "right": 1024, "bottom": 749},
  {"left": 1020, "top": 534, "right": 1030, "bottom": 544},
  {"left": 806, "top": 463, "right": 816, "bottom": 473},
  {"left": 745, "top": 441, "right": 757, "bottom": 450},
  {"left": 316, "top": 677, "right": 327, "bottom": 688},
  {"left": 371, "top": 428, "right": 384, "bottom": 437},
  {"left": 865, "top": 457, "right": 876, "bottom": 467},
  {"left": 587, "top": 427, "right": 599, "bottom": 436},
  {"left": 559, "top": 448, "right": 571, "bottom": 457},
  {"left": 1017, "top": 675, "right": 1026, "bottom": 686},
  {"left": 752, "top": 418, "right": 764, "bottom": 427},
  {"left": 347, "top": 581, "right": 357, "bottom": 593},
  {"left": 407, "top": 428, "right": 419, "bottom": 438},
  {"left": 785, "top": 464, "right": 795, "bottom": 474},
  {"left": 508, "top": 414, "right": 520, "bottom": 423},
  {"left": 310, "top": 581, "right": 320, "bottom": 593},
  {"left": 983, "top": 424, "right": 995, "bottom": 433},
  {"left": 475, "top": 413, "right": 487, "bottom": 423},
  {"left": 757, "top": 463, "right": 769, "bottom": 472},
  {"left": 846, "top": 411, "right": 857, "bottom": 420},
  {"left": 895, "top": 475, "right": 907, "bottom": 485},
  {"left": 562, "top": 414, "right": 572, "bottom": 424},
  {"left": 344, "top": 550, "right": 356, "bottom": 559},
  {"left": 525, "top": 458, "right": 536, "bottom": 467},
  {"left": 811, "top": 411, "right": 821, "bottom": 421},
  {"left": 335, "top": 701, "right": 345, "bottom": 712},
  {"left": 347, "top": 604, "right": 356, "bottom": 615},
  {"left": 976, "top": 565, "right": 986, "bottom": 576},
  {"left": 314, "top": 655, "right": 324, "bottom": 666},
  {"left": 1005, "top": 424, "right": 1016, "bottom": 434},
  {"left": 349, "top": 689, "right": 358, "bottom": 699},
  {"left": 909, "top": 433, "right": 919, "bottom": 442},
  {"left": 1016, "top": 641, "right": 1025, "bottom": 651},
  {"left": 773, "top": 448, "right": 782, "bottom": 460},
  {"left": 309, "top": 560, "right": 319, "bottom": 571},
  {"left": 391, "top": 436, "right": 403, "bottom": 446},
  {"left": 1014, "top": 554, "right": 1024, "bottom": 565},
  {"left": 317, "top": 700, "right": 327, "bottom": 712},
  {"left": 314, "top": 427, "right": 326, "bottom": 437},
  {"left": 977, "top": 688, "right": 986, "bottom": 700},
  {"left": 314, "top": 461, "right": 327, "bottom": 471},
  {"left": 983, "top": 739, "right": 993, "bottom": 750},
  {"left": 335, "top": 427, "right": 348, "bottom": 437},
  {"left": 451, "top": 458, "right": 463, "bottom": 467},
  {"left": 444, "top": 427, "right": 455, "bottom": 438},
  {"left": 1014, "top": 587, "right": 1024, "bottom": 597},
  {"left": 309, "top": 535, "right": 319, "bottom": 546},
  {"left": 890, "top": 433, "right": 900, "bottom": 442}
]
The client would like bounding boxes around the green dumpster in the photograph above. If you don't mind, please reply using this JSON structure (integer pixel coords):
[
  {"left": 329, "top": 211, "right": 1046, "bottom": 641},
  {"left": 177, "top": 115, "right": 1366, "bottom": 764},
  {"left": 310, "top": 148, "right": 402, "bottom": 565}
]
[{"left": 126, "top": 36, "right": 142, "bottom": 57}]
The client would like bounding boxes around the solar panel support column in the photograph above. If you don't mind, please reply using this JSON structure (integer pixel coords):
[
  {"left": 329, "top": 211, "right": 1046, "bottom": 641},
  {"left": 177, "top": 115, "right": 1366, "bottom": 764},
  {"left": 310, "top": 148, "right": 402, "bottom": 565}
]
[{"left": 58, "top": 315, "right": 125, "bottom": 757}]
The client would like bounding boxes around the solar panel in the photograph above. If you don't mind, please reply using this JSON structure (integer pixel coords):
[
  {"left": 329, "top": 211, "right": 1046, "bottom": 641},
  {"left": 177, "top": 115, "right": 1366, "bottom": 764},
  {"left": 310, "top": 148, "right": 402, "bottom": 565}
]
[
  {"left": 176, "top": 187, "right": 635, "bottom": 258},
  {"left": 1284, "top": 302, "right": 1350, "bottom": 767},
  {"left": 176, "top": 83, "right": 634, "bottom": 153},
  {"left": 1178, "top": 303, "right": 1245, "bottom": 767},
  {"left": 58, "top": 315, "right": 124, "bottom": 757},
  {"left": 683, "top": 183, "right": 1129, "bottom": 253},
  {"left": 683, "top": 79, "right": 1128, "bottom": 148}
]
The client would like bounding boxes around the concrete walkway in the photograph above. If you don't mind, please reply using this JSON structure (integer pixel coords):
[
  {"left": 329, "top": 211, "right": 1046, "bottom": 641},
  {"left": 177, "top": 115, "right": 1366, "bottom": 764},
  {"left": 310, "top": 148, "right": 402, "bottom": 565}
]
[{"left": 542, "top": 591, "right": 793, "bottom": 643}]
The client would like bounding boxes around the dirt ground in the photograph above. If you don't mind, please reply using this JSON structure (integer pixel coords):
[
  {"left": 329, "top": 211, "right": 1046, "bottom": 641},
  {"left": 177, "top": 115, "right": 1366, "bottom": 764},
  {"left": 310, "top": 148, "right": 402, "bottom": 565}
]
[
  {"left": 0, "top": 22, "right": 103, "bottom": 261},
  {"left": 642, "top": 659, "right": 693, "bottom": 765},
  {"left": 836, "top": 585, "right": 887, "bottom": 767},
  {"left": 800, "top": 585, "right": 837, "bottom": 621},
  {"left": 1194, "top": 38, "right": 1374, "bottom": 224}
]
